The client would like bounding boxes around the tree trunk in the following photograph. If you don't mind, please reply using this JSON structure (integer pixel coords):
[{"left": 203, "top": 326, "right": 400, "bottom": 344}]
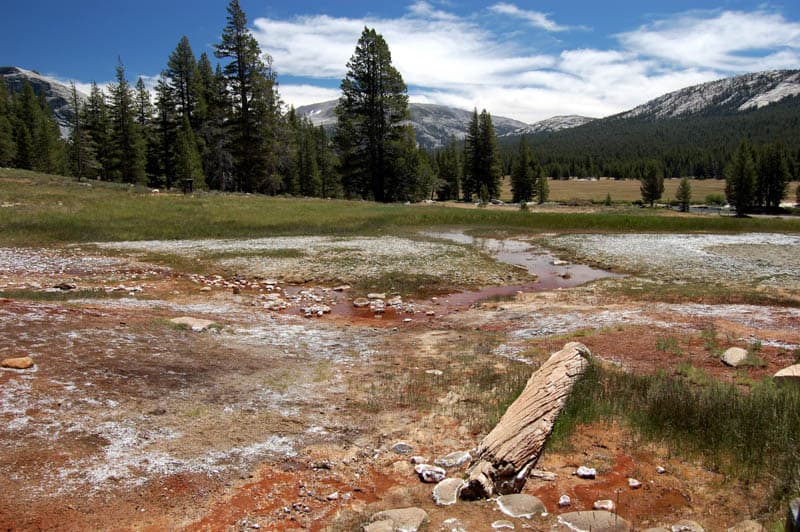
[{"left": 461, "top": 342, "right": 590, "bottom": 499}]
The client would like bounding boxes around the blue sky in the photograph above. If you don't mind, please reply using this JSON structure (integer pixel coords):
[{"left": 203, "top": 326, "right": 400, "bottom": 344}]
[{"left": 3, "top": 1, "right": 799, "bottom": 122}]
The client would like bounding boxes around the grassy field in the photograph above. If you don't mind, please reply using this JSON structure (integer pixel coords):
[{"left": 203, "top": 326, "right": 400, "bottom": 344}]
[
  {"left": 1, "top": 169, "right": 799, "bottom": 245},
  {"left": 501, "top": 176, "right": 800, "bottom": 204}
]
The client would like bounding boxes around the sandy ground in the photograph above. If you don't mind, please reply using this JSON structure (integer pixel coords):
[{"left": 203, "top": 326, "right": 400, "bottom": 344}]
[{"left": 1, "top": 232, "right": 798, "bottom": 531}]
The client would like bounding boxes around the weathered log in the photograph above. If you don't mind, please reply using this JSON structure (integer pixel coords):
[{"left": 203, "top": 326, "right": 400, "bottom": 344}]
[{"left": 461, "top": 342, "right": 590, "bottom": 499}]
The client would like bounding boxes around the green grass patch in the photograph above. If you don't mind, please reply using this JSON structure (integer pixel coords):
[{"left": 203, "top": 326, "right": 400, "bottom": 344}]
[
  {"left": 0, "top": 288, "right": 129, "bottom": 301},
  {"left": 607, "top": 280, "right": 800, "bottom": 308},
  {"left": 656, "top": 336, "right": 683, "bottom": 355},
  {"left": 354, "top": 271, "right": 454, "bottom": 298}
]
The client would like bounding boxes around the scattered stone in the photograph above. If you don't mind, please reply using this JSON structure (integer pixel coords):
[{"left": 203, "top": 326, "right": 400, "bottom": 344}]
[
  {"left": 391, "top": 441, "right": 413, "bottom": 454},
  {"left": 628, "top": 478, "right": 642, "bottom": 489},
  {"left": 492, "top": 520, "right": 515, "bottom": 530},
  {"left": 552, "top": 259, "right": 569, "bottom": 266},
  {"left": 787, "top": 498, "right": 800, "bottom": 532},
  {"left": 54, "top": 282, "right": 76, "bottom": 291},
  {"left": 200, "top": 286, "right": 212, "bottom": 292},
  {"left": 434, "top": 451, "right": 471, "bottom": 468},
  {"left": 774, "top": 365, "right": 800, "bottom": 384},
  {"left": 169, "top": 317, "right": 216, "bottom": 332},
  {"left": 440, "top": 517, "right": 467, "bottom": 532},
  {"left": 576, "top": 466, "right": 597, "bottom": 479},
  {"left": 530, "top": 469, "right": 556, "bottom": 481},
  {"left": 557, "top": 511, "right": 632, "bottom": 532},
  {"left": 432, "top": 478, "right": 464, "bottom": 506},
  {"left": 1, "top": 357, "right": 34, "bottom": 370},
  {"left": 728, "top": 520, "right": 766, "bottom": 532},
  {"left": 353, "top": 298, "right": 371, "bottom": 308},
  {"left": 367, "top": 293, "right": 386, "bottom": 300},
  {"left": 558, "top": 495, "right": 571, "bottom": 508},
  {"left": 326, "top": 492, "right": 339, "bottom": 501},
  {"left": 403, "top": 318, "right": 413, "bottom": 323},
  {"left": 426, "top": 369, "right": 443, "bottom": 376},
  {"left": 409, "top": 456, "right": 427, "bottom": 464},
  {"left": 721, "top": 347, "right": 748, "bottom": 367},
  {"left": 593, "top": 500, "right": 615, "bottom": 511},
  {"left": 670, "top": 520, "right": 704, "bottom": 532},
  {"left": 366, "top": 507, "right": 429, "bottom": 532},
  {"left": 414, "top": 464, "right": 446, "bottom": 483},
  {"left": 426, "top": 311, "right": 436, "bottom": 317},
  {"left": 656, "top": 466, "right": 667, "bottom": 474},
  {"left": 496, "top": 494, "right": 546, "bottom": 519},
  {"left": 333, "top": 285, "right": 351, "bottom": 291}
]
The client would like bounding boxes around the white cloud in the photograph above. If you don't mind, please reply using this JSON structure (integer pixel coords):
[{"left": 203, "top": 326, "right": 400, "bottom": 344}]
[{"left": 489, "top": 3, "right": 571, "bottom": 32}]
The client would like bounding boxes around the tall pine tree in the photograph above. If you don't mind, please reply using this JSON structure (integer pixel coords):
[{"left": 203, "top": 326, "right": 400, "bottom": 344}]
[
  {"left": 108, "top": 60, "right": 146, "bottom": 183},
  {"left": 511, "top": 135, "right": 534, "bottom": 203},
  {"left": 725, "top": 139, "right": 757, "bottom": 216},
  {"left": 0, "top": 78, "right": 15, "bottom": 166},
  {"left": 82, "top": 82, "right": 111, "bottom": 180}
]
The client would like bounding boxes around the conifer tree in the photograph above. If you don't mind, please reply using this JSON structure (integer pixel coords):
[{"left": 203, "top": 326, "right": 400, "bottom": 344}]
[
  {"left": 199, "top": 64, "right": 233, "bottom": 191},
  {"left": 215, "top": 0, "right": 281, "bottom": 193},
  {"left": 108, "top": 60, "right": 146, "bottom": 183},
  {"left": 166, "top": 36, "right": 203, "bottom": 124},
  {"left": 82, "top": 82, "right": 111, "bottom": 179},
  {"left": 68, "top": 81, "right": 95, "bottom": 179},
  {"left": 175, "top": 115, "right": 205, "bottom": 187},
  {"left": 756, "top": 143, "right": 789, "bottom": 210},
  {"left": 12, "top": 82, "right": 40, "bottom": 169},
  {"left": 536, "top": 170, "right": 549, "bottom": 204},
  {"left": 315, "top": 126, "right": 338, "bottom": 198},
  {"left": 640, "top": 160, "right": 664, "bottom": 206},
  {"left": 436, "top": 136, "right": 461, "bottom": 201},
  {"left": 0, "top": 78, "right": 15, "bottom": 166},
  {"left": 675, "top": 176, "right": 692, "bottom": 212},
  {"left": 334, "top": 27, "right": 409, "bottom": 202},
  {"left": 511, "top": 135, "right": 534, "bottom": 203},
  {"left": 725, "top": 139, "right": 757, "bottom": 216},
  {"left": 477, "top": 110, "right": 502, "bottom": 200},
  {"left": 31, "top": 92, "right": 65, "bottom": 174},
  {"left": 462, "top": 109, "right": 480, "bottom": 201}
]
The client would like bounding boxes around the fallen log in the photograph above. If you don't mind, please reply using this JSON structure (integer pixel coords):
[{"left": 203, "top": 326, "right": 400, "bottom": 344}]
[{"left": 461, "top": 342, "right": 590, "bottom": 499}]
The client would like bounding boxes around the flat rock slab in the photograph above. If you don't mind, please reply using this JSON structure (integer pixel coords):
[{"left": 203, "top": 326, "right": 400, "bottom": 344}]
[
  {"left": 433, "top": 478, "right": 465, "bottom": 506},
  {"left": 414, "top": 464, "right": 446, "bottom": 483},
  {"left": 492, "top": 520, "right": 515, "bottom": 529},
  {"left": 775, "top": 364, "right": 800, "bottom": 383},
  {"left": 2, "top": 357, "right": 34, "bottom": 370},
  {"left": 366, "top": 507, "right": 429, "bottom": 532},
  {"left": 496, "top": 494, "right": 546, "bottom": 519},
  {"left": 670, "top": 520, "right": 705, "bottom": 531},
  {"left": 169, "top": 317, "right": 216, "bottom": 332},
  {"left": 557, "top": 511, "right": 632, "bottom": 532},
  {"left": 728, "top": 520, "right": 766, "bottom": 532},
  {"left": 722, "top": 347, "right": 748, "bottom": 367},
  {"left": 435, "top": 451, "right": 471, "bottom": 468}
]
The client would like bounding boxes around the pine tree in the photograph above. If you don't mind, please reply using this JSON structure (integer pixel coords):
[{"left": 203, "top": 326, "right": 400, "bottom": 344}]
[
  {"left": 199, "top": 64, "right": 233, "bottom": 191},
  {"left": 640, "top": 160, "right": 664, "bottom": 206},
  {"left": 536, "top": 168, "right": 548, "bottom": 204},
  {"left": 108, "top": 60, "right": 146, "bottom": 183},
  {"left": 675, "top": 176, "right": 692, "bottom": 212},
  {"left": 436, "top": 136, "right": 461, "bottom": 201},
  {"left": 334, "top": 27, "right": 409, "bottom": 202},
  {"left": 462, "top": 109, "right": 480, "bottom": 201},
  {"left": 215, "top": 0, "right": 281, "bottom": 193},
  {"left": 756, "top": 143, "right": 789, "bottom": 210},
  {"left": 0, "top": 78, "right": 16, "bottom": 166},
  {"left": 315, "top": 126, "right": 338, "bottom": 198},
  {"left": 478, "top": 110, "right": 502, "bottom": 200},
  {"left": 511, "top": 135, "right": 534, "bottom": 203},
  {"left": 175, "top": 115, "right": 205, "bottom": 187},
  {"left": 166, "top": 36, "right": 203, "bottom": 124},
  {"left": 725, "top": 139, "right": 757, "bottom": 217},
  {"left": 82, "top": 82, "right": 111, "bottom": 179},
  {"left": 154, "top": 76, "right": 178, "bottom": 188},
  {"left": 12, "top": 81, "right": 40, "bottom": 169},
  {"left": 68, "top": 81, "right": 95, "bottom": 179}
]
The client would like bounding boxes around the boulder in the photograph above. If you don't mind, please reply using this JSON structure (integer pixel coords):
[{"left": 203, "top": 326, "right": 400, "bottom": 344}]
[
  {"left": 557, "top": 511, "right": 632, "bottom": 532},
  {"left": 365, "top": 508, "right": 429, "bottom": 532},
  {"left": 353, "top": 298, "right": 371, "bottom": 308},
  {"left": 721, "top": 347, "right": 748, "bottom": 367},
  {"left": 774, "top": 365, "right": 800, "bottom": 384},
  {"left": 593, "top": 500, "right": 615, "bottom": 511},
  {"left": 576, "top": 466, "right": 597, "bottom": 479},
  {"left": 169, "top": 317, "right": 216, "bottom": 332},
  {"left": 1, "top": 357, "right": 34, "bottom": 370},
  {"left": 440, "top": 518, "right": 467, "bottom": 532},
  {"left": 670, "top": 520, "right": 705, "bottom": 532},
  {"left": 496, "top": 493, "right": 546, "bottom": 519},
  {"left": 558, "top": 495, "right": 571, "bottom": 508},
  {"left": 727, "top": 520, "right": 765, "bottom": 532},
  {"left": 391, "top": 441, "right": 413, "bottom": 454},
  {"left": 414, "top": 464, "right": 446, "bottom": 483},
  {"left": 432, "top": 478, "right": 464, "bottom": 506},
  {"left": 435, "top": 451, "right": 471, "bottom": 468},
  {"left": 628, "top": 478, "right": 642, "bottom": 489}
]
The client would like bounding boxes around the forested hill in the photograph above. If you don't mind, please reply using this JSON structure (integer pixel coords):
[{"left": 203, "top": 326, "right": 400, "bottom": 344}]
[{"left": 503, "top": 70, "right": 800, "bottom": 179}]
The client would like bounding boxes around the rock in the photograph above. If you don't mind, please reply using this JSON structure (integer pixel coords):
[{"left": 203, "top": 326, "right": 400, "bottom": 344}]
[
  {"left": 557, "top": 511, "right": 632, "bottom": 532},
  {"left": 492, "top": 521, "right": 515, "bottom": 530},
  {"left": 366, "top": 508, "right": 429, "bottom": 532},
  {"left": 787, "top": 498, "right": 800, "bottom": 532},
  {"left": 670, "top": 520, "right": 705, "bottom": 532},
  {"left": 558, "top": 495, "right": 571, "bottom": 508},
  {"left": 426, "top": 311, "right": 436, "bottom": 317},
  {"left": 409, "top": 456, "right": 427, "bottom": 464},
  {"left": 426, "top": 369, "right": 444, "bottom": 376},
  {"left": 628, "top": 478, "right": 642, "bottom": 489},
  {"left": 774, "top": 364, "right": 800, "bottom": 384},
  {"left": 496, "top": 493, "right": 546, "bottom": 519},
  {"left": 54, "top": 282, "right": 76, "bottom": 290},
  {"left": 435, "top": 451, "right": 471, "bottom": 468},
  {"left": 414, "top": 464, "right": 446, "bottom": 483},
  {"left": 721, "top": 347, "right": 748, "bottom": 367},
  {"left": 333, "top": 285, "right": 351, "bottom": 291},
  {"left": 656, "top": 466, "right": 667, "bottom": 474},
  {"left": 728, "top": 520, "right": 766, "bottom": 532},
  {"left": 593, "top": 500, "right": 615, "bottom": 511},
  {"left": 432, "top": 478, "right": 464, "bottom": 506},
  {"left": 367, "top": 293, "right": 386, "bottom": 300},
  {"left": 200, "top": 286, "right": 212, "bottom": 292},
  {"left": 326, "top": 491, "right": 340, "bottom": 501},
  {"left": 1, "top": 357, "right": 34, "bottom": 370},
  {"left": 576, "top": 466, "right": 597, "bottom": 479},
  {"left": 440, "top": 517, "right": 467, "bottom": 532},
  {"left": 391, "top": 441, "right": 413, "bottom": 454},
  {"left": 353, "top": 298, "right": 371, "bottom": 308},
  {"left": 169, "top": 317, "right": 216, "bottom": 332},
  {"left": 552, "top": 259, "right": 569, "bottom": 266},
  {"left": 531, "top": 469, "right": 556, "bottom": 481}
]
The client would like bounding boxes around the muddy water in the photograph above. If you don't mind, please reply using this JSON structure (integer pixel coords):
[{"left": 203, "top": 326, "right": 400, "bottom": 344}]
[{"left": 423, "top": 231, "right": 620, "bottom": 306}]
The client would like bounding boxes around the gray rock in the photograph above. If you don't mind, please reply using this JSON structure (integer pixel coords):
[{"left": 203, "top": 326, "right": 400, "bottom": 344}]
[
  {"left": 722, "top": 347, "right": 748, "bottom": 367},
  {"left": 439, "top": 517, "right": 467, "bottom": 532},
  {"left": 775, "top": 365, "right": 800, "bottom": 384},
  {"left": 435, "top": 451, "right": 471, "bottom": 468},
  {"left": 558, "top": 495, "right": 571, "bottom": 508},
  {"left": 656, "top": 466, "right": 667, "bottom": 474},
  {"left": 531, "top": 469, "right": 557, "bottom": 481},
  {"left": 492, "top": 521, "right": 515, "bottom": 530},
  {"left": 367, "top": 293, "right": 386, "bottom": 300},
  {"left": 557, "top": 511, "right": 632, "bottom": 531},
  {"left": 409, "top": 456, "right": 427, "bottom": 464},
  {"left": 414, "top": 464, "right": 446, "bottom": 483},
  {"left": 432, "top": 478, "right": 464, "bottom": 506},
  {"left": 788, "top": 498, "right": 800, "bottom": 532},
  {"left": 496, "top": 493, "right": 546, "bottom": 519},
  {"left": 366, "top": 507, "right": 429, "bottom": 532},
  {"left": 576, "top": 466, "right": 597, "bottom": 479},
  {"left": 628, "top": 478, "right": 642, "bottom": 489},
  {"left": 727, "top": 520, "right": 765, "bottom": 532},
  {"left": 353, "top": 298, "right": 371, "bottom": 308},
  {"left": 391, "top": 441, "right": 413, "bottom": 454},
  {"left": 670, "top": 520, "right": 705, "bottom": 532},
  {"left": 593, "top": 500, "right": 615, "bottom": 511},
  {"left": 169, "top": 316, "right": 216, "bottom": 332}
]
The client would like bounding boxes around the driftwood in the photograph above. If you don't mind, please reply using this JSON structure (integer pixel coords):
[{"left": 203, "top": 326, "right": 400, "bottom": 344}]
[{"left": 461, "top": 342, "right": 590, "bottom": 499}]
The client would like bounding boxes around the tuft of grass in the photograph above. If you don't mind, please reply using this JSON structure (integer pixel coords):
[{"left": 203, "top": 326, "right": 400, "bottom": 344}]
[
  {"left": 354, "top": 271, "right": 452, "bottom": 299},
  {"left": 701, "top": 324, "right": 721, "bottom": 353},
  {"left": 0, "top": 288, "right": 130, "bottom": 301},
  {"left": 656, "top": 336, "right": 683, "bottom": 355}
]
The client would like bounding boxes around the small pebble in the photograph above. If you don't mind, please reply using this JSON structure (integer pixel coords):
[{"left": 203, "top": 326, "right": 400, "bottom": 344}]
[{"left": 558, "top": 495, "right": 571, "bottom": 508}]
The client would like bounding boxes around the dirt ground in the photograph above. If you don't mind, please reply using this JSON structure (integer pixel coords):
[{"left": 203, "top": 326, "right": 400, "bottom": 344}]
[{"left": 1, "top": 231, "right": 798, "bottom": 531}]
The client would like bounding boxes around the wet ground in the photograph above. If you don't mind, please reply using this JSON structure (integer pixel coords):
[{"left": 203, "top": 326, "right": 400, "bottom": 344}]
[{"left": 0, "top": 230, "right": 798, "bottom": 530}]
